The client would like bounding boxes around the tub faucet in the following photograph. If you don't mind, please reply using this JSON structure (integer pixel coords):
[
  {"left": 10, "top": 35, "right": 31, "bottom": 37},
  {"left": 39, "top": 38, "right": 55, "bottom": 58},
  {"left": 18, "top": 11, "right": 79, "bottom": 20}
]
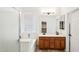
[{"left": 28, "top": 33, "right": 30, "bottom": 38}]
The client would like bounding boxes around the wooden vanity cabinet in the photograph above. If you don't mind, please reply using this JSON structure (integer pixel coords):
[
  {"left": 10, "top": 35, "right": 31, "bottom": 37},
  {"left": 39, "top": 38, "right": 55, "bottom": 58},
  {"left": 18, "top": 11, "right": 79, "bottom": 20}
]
[
  {"left": 39, "top": 36, "right": 66, "bottom": 50},
  {"left": 44, "top": 39, "right": 49, "bottom": 49},
  {"left": 54, "top": 37, "right": 65, "bottom": 50},
  {"left": 39, "top": 37, "right": 49, "bottom": 49},
  {"left": 54, "top": 39, "right": 61, "bottom": 49},
  {"left": 60, "top": 39, "right": 65, "bottom": 49},
  {"left": 49, "top": 38, "right": 55, "bottom": 49},
  {"left": 39, "top": 39, "right": 44, "bottom": 49}
]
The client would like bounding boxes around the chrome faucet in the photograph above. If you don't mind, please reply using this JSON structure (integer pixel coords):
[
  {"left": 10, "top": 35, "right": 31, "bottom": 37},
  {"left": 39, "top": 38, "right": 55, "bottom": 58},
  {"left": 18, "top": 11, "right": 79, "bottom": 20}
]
[{"left": 28, "top": 33, "right": 30, "bottom": 38}]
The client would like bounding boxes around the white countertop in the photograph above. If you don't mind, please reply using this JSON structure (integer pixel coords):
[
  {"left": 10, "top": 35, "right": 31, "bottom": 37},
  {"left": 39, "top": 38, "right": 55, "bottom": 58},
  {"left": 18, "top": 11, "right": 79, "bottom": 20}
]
[{"left": 39, "top": 35, "right": 65, "bottom": 37}]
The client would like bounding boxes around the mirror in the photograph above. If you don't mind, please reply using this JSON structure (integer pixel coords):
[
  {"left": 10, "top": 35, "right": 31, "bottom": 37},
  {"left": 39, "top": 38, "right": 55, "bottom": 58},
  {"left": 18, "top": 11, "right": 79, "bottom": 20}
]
[
  {"left": 59, "top": 15, "right": 65, "bottom": 30},
  {"left": 41, "top": 21, "right": 47, "bottom": 35},
  {"left": 60, "top": 21, "right": 64, "bottom": 29}
]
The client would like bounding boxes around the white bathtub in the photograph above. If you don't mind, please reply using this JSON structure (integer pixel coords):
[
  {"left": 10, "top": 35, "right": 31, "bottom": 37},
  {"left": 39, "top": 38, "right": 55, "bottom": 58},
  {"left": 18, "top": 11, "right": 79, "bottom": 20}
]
[{"left": 20, "top": 39, "right": 36, "bottom": 52}]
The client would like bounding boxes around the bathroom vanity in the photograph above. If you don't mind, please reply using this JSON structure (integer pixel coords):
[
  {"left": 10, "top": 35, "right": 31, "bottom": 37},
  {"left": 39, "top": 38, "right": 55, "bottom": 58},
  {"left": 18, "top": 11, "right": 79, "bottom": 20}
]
[{"left": 38, "top": 35, "right": 66, "bottom": 50}]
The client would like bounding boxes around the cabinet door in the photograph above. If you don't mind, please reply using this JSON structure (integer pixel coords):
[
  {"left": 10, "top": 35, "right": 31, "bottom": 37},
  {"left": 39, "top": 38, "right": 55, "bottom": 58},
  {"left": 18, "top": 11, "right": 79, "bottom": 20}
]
[
  {"left": 50, "top": 39, "right": 54, "bottom": 49},
  {"left": 39, "top": 39, "right": 44, "bottom": 49},
  {"left": 60, "top": 39, "right": 65, "bottom": 49},
  {"left": 44, "top": 39, "right": 49, "bottom": 49},
  {"left": 55, "top": 39, "right": 61, "bottom": 49}
]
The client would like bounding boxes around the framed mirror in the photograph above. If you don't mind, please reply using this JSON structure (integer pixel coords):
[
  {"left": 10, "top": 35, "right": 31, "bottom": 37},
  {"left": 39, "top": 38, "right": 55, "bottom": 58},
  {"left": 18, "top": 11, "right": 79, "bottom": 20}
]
[
  {"left": 59, "top": 15, "right": 65, "bottom": 30},
  {"left": 41, "top": 21, "right": 47, "bottom": 35},
  {"left": 60, "top": 21, "right": 64, "bottom": 29}
]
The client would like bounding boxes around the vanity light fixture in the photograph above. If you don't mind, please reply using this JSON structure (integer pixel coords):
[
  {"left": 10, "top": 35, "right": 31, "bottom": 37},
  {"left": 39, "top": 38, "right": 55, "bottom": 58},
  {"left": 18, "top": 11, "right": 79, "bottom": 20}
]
[{"left": 40, "top": 7, "right": 56, "bottom": 15}]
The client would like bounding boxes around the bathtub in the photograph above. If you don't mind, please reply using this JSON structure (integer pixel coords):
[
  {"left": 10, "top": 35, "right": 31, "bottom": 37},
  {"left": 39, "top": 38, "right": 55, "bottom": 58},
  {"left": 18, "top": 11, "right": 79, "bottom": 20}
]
[{"left": 20, "top": 39, "right": 36, "bottom": 52}]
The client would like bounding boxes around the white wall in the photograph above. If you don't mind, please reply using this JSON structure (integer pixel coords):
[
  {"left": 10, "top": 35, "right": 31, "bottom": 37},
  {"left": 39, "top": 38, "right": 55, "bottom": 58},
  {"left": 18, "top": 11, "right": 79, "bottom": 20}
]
[{"left": 0, "top": 7, "right": 19, "bottom": 52}]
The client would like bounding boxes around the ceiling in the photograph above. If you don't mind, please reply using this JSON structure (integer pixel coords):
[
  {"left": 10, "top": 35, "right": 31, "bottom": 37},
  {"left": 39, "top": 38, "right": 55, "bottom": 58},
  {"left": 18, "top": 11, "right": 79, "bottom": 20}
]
[{"left": 15, "top": 7, "right": 61, "bottom": 16}]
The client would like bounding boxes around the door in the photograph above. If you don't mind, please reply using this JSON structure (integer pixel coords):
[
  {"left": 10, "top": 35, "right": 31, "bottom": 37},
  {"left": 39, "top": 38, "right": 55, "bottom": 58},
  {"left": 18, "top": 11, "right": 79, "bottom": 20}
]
[
  {"left": 70, "top": 9, "right": 79, "bottom": 52},
  {"left": 60, "top": 39, "right": 65, "bottom": 49},
  {"left": 54, "top": 39, "right": 61, "bottom": 49},
  {"left": 44, "top": 38, "right": 49, "bottom": 49},
  {"left": 49, "top": 38, "right": 55, "bottom": 49},
  {"left": 39, "top": 39, "right": 44, "bottom": 49},
  {"left": 0, "top": 8, "right": 19, "bottom": 52}
]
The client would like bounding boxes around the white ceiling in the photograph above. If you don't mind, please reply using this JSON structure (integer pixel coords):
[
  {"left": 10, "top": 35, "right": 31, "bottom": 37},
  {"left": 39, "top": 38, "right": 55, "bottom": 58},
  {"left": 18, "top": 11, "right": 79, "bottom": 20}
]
[
  {"left": 15, "top": 7, "right": 61, "bottom": 16},
  {"left": 16, "top": 7, "right": 40, "bottom": 14}
]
